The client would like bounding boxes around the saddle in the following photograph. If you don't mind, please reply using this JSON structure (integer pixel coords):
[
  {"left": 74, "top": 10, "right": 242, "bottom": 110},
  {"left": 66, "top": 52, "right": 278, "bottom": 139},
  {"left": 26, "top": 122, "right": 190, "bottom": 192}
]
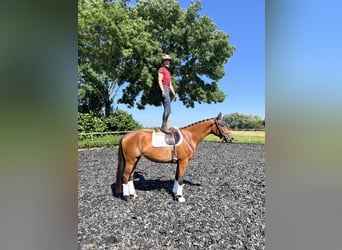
[
  {"left": 152, "top": 127, "right": 183, "bottom": 163},
  {"left": 154, "top": 127, "right": 182, "bottom": 145}
]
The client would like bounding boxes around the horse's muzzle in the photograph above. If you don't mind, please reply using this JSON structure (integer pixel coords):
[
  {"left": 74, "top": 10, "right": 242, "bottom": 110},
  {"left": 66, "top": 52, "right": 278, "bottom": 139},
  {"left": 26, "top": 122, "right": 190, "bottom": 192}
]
[{"left": 222, "top": 134, "right": 233, "bottom": 143}]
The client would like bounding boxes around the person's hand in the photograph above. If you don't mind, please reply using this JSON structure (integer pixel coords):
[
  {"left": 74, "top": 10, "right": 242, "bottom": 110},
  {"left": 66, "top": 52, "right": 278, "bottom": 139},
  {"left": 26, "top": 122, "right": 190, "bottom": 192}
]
[
  {"left": 173, "top": 96, "right": 177, "bottom": 102},
  {"left": 161, "top": 91, "right": 165, "bottom": 97}
]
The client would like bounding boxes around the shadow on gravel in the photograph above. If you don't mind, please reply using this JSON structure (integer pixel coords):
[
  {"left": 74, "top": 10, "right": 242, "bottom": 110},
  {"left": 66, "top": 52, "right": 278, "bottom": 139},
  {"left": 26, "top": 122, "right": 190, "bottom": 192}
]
[{"left": 110, "top": 171, "right": 201, "bottom": 199}]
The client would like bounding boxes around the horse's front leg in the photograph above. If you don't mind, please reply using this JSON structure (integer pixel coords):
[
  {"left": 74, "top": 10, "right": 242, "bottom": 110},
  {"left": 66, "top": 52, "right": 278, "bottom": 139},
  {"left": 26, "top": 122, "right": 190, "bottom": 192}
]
[
  {"left": 122, "top": 177, "right": 137, "bottom": 201},
  {"left": 173, "top": 159, "right": 189, "bottom": 202}
]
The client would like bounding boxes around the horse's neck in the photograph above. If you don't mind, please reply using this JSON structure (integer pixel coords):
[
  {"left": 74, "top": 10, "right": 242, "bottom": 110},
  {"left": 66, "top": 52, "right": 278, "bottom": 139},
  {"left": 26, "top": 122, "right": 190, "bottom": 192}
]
[{"left": 182, "top": 119, "right": 214, "bottom": 147}]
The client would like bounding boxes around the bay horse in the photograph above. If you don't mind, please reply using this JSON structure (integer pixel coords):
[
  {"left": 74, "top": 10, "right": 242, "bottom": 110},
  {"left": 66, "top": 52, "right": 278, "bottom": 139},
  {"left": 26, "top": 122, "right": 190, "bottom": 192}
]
[{"left": 115, "top": 112, "right": 233, "bottom": 202}]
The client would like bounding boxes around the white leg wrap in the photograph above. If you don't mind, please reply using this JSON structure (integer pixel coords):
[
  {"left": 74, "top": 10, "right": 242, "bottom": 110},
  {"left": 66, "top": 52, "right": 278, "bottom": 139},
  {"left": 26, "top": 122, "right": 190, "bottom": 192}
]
[
  {"left": 128, "top": 180, "right": 136, "bottom": 196},
  {"left": 122, "top": 183, "right": 129, "bottom": 196},
  {"left": 172, "top": 180, "right": 179, "bottom": 194},
  {"left": 172, "top": 180, "right": 184, "bottom": 196},
  {"left": 177, "top": 184, "right": 184, "bottom": 197}
]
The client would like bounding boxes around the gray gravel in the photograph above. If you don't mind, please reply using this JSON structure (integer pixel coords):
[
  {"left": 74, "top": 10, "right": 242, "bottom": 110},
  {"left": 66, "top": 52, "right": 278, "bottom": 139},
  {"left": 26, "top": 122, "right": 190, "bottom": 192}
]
[{"left": 78, "top": 142, "right": 265, "bottom": 250}]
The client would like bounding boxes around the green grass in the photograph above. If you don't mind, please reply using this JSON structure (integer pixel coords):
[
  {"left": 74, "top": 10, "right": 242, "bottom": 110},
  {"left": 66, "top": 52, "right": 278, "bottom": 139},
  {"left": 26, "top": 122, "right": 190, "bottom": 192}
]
[
  {"left": 78, "top": 130, "right": 265, "bottom": 149},
  {"left": 78, "top": 134, "right": 122, "bottom": 149},
  {"left": 204, "top": 130, "right": 265, "bottom": 144}
]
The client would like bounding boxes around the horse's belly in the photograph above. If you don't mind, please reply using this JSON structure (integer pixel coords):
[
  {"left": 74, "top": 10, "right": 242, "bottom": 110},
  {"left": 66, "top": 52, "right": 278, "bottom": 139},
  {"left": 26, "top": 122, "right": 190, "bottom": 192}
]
[{"left": 143, "top": 147, "right": 173, "bottom": 163}]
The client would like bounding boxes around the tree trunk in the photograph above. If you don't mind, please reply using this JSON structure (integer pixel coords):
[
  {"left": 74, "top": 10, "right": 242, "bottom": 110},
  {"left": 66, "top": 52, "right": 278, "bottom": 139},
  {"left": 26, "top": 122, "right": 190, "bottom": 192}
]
[{"left": 104, "top": 80, "right": 112, "bottom": 116}]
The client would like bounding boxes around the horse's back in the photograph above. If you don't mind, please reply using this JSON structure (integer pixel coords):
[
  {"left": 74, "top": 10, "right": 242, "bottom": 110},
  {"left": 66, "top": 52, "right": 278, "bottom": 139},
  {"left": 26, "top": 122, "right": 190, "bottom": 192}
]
[
  {"left": 121, "top": 129, "right": 152, "bottom": 146},
  {"left": 124, "top": 129, "right": 152, "bottom": 138}
]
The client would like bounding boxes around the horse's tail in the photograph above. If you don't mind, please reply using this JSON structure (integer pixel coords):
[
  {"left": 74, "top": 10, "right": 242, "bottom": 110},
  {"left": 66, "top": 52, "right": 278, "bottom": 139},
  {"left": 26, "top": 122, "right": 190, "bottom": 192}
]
[{"left": 115, "top": 136, "right": 125, "bottom": 195}]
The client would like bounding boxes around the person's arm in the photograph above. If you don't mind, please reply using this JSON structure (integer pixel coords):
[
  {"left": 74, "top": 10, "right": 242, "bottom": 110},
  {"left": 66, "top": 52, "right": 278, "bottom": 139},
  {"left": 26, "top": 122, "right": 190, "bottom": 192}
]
[
  {"left": 158, "top": 72, "right": 165, "bottom": 97},
  {"left": 169, "top": 80, "right": 176, "bottom": 101}
]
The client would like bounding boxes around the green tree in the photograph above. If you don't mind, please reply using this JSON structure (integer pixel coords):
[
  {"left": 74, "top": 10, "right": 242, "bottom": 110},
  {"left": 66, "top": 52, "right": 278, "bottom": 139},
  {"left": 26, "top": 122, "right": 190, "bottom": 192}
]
[
  {"left": 78, "top": 0, "right": 160, "bottom": 115},
  {"left": 125, "top": 0, "right": 236, "bottom": 108},
  {"left": 78, "top": 112, "right": 107, "bottom": 133},
  {"left": 104, "top": 110, "right": 142, "bottom": 131},
  {"left": 78, "top": 110, "right": 142, "bottom": 134},
  {"left": 78, "top": 0, "right": 235, "bottom": 114},
  {"left": 223, "top": 112, "right": 265, "bottom": 129}
]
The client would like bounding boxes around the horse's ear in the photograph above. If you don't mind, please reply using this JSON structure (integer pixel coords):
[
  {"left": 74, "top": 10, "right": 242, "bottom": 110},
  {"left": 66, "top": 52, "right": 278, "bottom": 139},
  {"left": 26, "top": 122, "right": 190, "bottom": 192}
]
[{"left": 216, "top": 112, "right": 222, "bottom": 120}]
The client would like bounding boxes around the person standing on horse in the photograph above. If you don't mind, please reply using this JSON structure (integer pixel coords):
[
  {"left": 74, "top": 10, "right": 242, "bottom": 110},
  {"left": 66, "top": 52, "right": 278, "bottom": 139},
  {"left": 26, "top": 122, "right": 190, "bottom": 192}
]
[{"left": 158, "top": 54, "right": 176, "bottom": 134}]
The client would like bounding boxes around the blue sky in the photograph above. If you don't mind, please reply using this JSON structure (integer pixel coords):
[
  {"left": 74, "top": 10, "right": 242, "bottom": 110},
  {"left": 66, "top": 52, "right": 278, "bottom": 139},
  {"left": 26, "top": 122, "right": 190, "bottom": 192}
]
[{"left": 119, "top": 0, "right": 265, "bottom": 127}]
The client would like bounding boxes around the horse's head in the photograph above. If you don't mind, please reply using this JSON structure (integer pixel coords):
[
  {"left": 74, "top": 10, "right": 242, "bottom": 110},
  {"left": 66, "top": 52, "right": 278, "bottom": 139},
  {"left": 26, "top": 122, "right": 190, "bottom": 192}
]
[{"left": 214, "top": 112, "right": 234, "bottom": 143}]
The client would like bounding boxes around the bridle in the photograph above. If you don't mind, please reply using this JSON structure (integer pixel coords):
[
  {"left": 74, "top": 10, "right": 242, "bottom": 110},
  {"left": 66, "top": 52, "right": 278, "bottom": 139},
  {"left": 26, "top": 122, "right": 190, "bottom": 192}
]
[{"left": 214, "top": 119, "right": 233, "bottom": 143}]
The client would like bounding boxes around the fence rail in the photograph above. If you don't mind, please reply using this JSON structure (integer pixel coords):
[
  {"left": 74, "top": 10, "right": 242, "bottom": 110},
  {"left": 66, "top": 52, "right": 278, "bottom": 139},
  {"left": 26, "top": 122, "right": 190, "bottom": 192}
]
[{"left": 78, "top": 131, "right": 130, "bottom": 141}]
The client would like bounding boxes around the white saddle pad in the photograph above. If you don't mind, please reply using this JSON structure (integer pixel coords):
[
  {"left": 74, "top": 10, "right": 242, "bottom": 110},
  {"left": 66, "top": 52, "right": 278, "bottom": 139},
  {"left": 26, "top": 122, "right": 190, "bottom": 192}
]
[{"left": 152, "top": 128, "right": 183, "bottom": 147}]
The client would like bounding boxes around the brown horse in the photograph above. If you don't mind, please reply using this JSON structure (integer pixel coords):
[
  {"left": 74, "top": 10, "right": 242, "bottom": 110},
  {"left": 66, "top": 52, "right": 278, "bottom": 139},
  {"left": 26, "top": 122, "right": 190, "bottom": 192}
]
[{"left": 115, "top": 112, "right": 233, "bottom": 202}]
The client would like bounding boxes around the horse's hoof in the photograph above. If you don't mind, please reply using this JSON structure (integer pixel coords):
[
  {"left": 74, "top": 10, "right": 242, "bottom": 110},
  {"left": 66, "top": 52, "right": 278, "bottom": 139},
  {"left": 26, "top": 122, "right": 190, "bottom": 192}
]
[
  {"left": 177, "top": 196, "right": 185, "bottom": 203},
  {"left": 130, "top": 194, "right": 137, "bottom": 199},
  {"left": 122, "top": 195, "right": 130, "bottom": 201}
]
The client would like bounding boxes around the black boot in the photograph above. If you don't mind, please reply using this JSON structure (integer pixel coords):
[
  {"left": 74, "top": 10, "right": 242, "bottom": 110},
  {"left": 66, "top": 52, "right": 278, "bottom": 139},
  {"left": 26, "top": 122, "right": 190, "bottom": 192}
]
[{"left": 160, "top": 111, "right": 171, "bottom": 134}]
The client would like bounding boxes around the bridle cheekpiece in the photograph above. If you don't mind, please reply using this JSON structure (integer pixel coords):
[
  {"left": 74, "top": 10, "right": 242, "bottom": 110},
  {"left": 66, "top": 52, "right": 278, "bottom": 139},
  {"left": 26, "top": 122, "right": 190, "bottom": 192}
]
[{"left": 214, "top": 118, "right": 233, "bottom": 143}]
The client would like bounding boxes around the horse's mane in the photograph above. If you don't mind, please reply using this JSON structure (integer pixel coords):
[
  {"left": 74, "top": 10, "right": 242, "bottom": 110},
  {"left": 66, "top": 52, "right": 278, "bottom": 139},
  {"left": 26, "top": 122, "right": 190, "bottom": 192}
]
[{"left": 181, "top": 117, "right": 215, "bottom": 129}]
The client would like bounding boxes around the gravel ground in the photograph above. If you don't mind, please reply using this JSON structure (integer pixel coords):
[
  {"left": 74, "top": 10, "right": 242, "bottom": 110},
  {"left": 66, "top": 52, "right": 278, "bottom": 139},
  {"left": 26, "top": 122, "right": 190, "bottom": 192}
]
[{"left": 78, "top": 142, "right": 265, "bottom": 250}]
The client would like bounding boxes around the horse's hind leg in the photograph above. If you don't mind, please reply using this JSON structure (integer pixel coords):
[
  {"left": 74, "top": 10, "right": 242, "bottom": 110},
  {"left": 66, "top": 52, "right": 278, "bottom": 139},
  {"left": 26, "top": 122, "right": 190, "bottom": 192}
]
[
  {"left": 122, "top": 157, "right": 140, "bottom": 201},
  {"left": 127, "top": 156, "right": 141, "bottom": 199}
]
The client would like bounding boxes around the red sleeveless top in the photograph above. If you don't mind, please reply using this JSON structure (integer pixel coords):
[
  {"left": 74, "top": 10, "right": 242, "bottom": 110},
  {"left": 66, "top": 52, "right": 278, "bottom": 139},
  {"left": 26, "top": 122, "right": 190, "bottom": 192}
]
[{"left": 158, "top": 67, "right": 171, "bottom": 87}]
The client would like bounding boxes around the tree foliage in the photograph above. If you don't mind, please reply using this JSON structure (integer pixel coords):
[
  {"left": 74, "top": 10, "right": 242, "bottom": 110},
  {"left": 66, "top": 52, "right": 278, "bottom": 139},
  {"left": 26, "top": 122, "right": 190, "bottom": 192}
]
[
  {"left": 78, "top": 110, "right": 142, "bottom": 134},
  {"left": 78, "top": 0, "right": 235, "bottom": 115},
  {"left": 78, "top": 0, "right": 159, "bottom": 115},
  {"left": 104, "top": 110, "right": 142, "bottom": 131},
  {"left": 78, "top": 112, "right": 107, "bottom": 134},
  {"left": 223, "top": 112, "right": 265, "bottom": 129}
]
